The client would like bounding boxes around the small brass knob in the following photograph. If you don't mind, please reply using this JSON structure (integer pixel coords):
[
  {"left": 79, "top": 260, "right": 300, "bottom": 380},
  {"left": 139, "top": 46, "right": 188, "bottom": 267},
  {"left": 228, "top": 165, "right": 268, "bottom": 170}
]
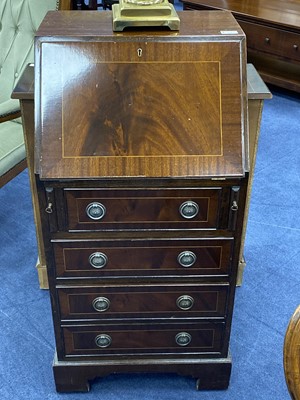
[
  {"left": 293, "top": 44, "right": 298, "bottom": 50},
  {"left": 265, "top": 37, "right": 270, "bottom": 44},
  {"left": 177, "top": 251, "right": 196, "bottom": 267},
  {"left": 175, "top": 332, "right": 192, "bottom": 346},
  {"left": 176, "top": 295, "right": 194, "bottom": 310},
  {"left": 95, "top": 334, "right": 112, "bottom": 348},
  {"left": 86, "top": 202, "right": 106, "bottom": 220},
  {"left": 89, "top": 252, "right": 108, "bottom": 269},
  {"left": 179, "top": 201, "right": 199, "bottom": 219},
  {"left": 92, "top": 297, "right": 110, "bottom": 312}
]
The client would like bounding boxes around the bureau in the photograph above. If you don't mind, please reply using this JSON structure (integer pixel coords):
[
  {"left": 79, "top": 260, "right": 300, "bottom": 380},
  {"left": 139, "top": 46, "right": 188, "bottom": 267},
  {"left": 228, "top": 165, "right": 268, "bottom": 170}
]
[
  {"left": 181, "top": 0, "right": 300, "bottom": 92},
  {"left": 34, "top": 10, "right": 249, "bottom": 392}
]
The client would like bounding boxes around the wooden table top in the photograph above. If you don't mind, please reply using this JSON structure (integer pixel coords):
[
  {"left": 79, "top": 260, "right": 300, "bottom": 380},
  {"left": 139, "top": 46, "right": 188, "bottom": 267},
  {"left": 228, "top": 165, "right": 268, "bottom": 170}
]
[{"left": 180, "top": 0, "right": 300, "bottom": 30}]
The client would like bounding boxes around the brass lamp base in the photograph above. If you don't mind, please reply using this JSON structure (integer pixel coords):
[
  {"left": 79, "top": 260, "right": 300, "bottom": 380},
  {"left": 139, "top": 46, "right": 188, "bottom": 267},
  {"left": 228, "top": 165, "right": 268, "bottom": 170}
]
[{"left": 112, "top": 0, "right": 180, "bottom": 31}]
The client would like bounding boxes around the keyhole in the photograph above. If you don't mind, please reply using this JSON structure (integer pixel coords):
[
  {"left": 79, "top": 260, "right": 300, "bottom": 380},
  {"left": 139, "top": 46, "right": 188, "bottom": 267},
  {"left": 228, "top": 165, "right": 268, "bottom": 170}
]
[{"left": 137, "top": 48, "right": 142, "bottom": 57}]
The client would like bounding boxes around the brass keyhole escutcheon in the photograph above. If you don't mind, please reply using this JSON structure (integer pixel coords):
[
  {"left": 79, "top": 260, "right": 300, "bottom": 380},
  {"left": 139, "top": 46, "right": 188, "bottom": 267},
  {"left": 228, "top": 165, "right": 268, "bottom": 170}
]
[{"left": 137, "top": 48, "right": 142, "bottom": 57}]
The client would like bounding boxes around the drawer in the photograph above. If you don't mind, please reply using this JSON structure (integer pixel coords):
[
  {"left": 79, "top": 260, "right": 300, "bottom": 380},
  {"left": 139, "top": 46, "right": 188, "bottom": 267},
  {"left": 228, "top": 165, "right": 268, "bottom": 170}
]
[
  {"left": 53, "top": 238, "right": 234, "bottom": 278},
  {"left": 62, "top": 322, "right": 225, "bottom": 357},
  {"left": 64, "top": 187, "right": 224, "bottom": 230},
  {"left": 240, "top": 20, "right": 300, "bottom": 62},
  {"left": 58, "top": 284, "right": 229, "bottom": 320}
]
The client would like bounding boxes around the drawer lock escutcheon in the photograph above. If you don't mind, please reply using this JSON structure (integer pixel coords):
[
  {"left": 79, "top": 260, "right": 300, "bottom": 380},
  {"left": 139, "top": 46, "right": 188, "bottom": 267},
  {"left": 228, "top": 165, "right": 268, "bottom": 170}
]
[
  {"left": 92, "top": 297, "right": 110, "bottom": 312},
  {"left": 95, "top": 334, "right": 112, "bottom": 348},
  {"left": 175, "top": 332, "right": 192, "bottom": 346},
  {"left": 89, "top": 252, "right": 108, "bottom": 269},
  {"left": 176, "top": 295, "right": 194, "bottom": 310},
  {"left": 179, "top": 201, "right": 199, "bottom": 219},
  {"left": 177, "top": 251, "right": 197, "bottom": 267},
  {"left": 86, "top": 202, "right": 106, "bottom": 220}
]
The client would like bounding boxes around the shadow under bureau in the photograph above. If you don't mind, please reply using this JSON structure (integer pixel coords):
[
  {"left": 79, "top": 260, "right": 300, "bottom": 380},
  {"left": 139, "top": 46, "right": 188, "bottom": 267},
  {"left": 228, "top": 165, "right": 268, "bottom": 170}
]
[{"left": 34, "top": 10, "right": 249, "bottom": 392}]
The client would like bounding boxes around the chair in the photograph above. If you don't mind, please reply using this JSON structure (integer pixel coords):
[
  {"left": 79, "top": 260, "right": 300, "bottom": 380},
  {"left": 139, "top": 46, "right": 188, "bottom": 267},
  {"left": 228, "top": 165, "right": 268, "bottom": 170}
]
[
  {"left": 0, "top": 0, "right": 72, "bottom": 188},
  {"left": 284, "top": 305, "right": 300, "bottom": 399}
]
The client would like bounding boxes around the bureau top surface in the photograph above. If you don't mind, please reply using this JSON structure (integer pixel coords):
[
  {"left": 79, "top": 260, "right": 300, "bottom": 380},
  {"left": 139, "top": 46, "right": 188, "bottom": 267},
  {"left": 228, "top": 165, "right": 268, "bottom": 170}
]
[
  {"left": 181, "top": 0, "right": 300, "bottom": 30},
  {"left": 36, "top": 10, "right": 244, "bottom": 37},
  {"left": 35, "top": 11, "right": 248, "bottom": 180}
]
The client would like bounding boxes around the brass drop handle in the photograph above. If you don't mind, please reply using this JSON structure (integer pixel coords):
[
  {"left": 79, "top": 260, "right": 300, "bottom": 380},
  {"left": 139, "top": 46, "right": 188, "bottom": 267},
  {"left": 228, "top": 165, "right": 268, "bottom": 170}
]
[
  {"left": 95, "top": 334, "right": 112, "bottom": 348},
  {"left": 179, "top": 201, "right": 199, "bottom": 219},
  {"left": 231, "top": 200, "right": 238, "bottom": 212},
  {"left": 177, "top": 251, "right": 196, "bottom": 268},
  {"left": 92, "top": 296, "right": 110, "bottom": 312},
  {"left": 176, "top": 295, "right": 194, "bottom": 310},
  {"left": 86, "top": 202, "right": 106, "bottom": 220},
  {"left": 175, "top": 332, "right": 192, "bottom": 346},
  {"left": 45, "top": 202, "right": 53, "bottom": 214},
  {"left": 89, "top": 252, "right": 108, "bottom": 269},
  {"left": 45, "top": 187, "right": 53, "bottom": 214}
]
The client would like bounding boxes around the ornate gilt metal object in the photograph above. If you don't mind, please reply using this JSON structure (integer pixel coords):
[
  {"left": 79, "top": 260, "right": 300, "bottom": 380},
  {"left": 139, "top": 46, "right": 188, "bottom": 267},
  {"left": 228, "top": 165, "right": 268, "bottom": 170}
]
[{"left": 112, "top": 0, "right": 180, "bottom": 31}]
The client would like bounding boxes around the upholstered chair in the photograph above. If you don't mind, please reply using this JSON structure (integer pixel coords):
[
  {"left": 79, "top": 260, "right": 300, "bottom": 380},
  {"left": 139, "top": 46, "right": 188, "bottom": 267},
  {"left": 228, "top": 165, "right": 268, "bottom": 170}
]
[{"left": 0, "top": 0, "right": 71, "bottom": 187}]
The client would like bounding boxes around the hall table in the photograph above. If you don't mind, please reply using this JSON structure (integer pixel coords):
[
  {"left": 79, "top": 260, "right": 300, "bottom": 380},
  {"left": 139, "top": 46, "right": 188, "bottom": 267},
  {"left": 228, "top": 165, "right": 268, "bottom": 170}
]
[
  {"left": 13, "top": 10, "right": 270, "bottom": 392},
  {"left": 181, "top": 0, "right": 300, "bottom": 93}
]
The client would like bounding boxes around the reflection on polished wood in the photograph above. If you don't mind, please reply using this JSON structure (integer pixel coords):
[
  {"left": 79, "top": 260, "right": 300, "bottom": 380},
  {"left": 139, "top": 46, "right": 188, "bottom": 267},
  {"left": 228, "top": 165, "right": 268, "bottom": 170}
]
[
  {"left": 35, "top": 11, "right": 247, "bottom": 179},
  {"left": 63, "top": 61, "right": 221, "bottom": 158}
]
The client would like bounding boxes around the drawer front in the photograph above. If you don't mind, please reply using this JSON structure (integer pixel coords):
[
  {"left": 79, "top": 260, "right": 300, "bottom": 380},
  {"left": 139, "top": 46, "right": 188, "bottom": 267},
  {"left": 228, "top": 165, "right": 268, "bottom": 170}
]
[
  {"left": 58, "top": 284, "right": 229, "bottom": 320},
  {"left": 62, "top": 322, "right": 225, "bottom": 356},
  {"left": 64, "top": 187, "right": 223, "bottom": 230},
  {"left": 240, "top": 20, "right": 300, "bottom": 62},
  {"left": 53, "top": 238, "right": 234, "bottom": 278}
]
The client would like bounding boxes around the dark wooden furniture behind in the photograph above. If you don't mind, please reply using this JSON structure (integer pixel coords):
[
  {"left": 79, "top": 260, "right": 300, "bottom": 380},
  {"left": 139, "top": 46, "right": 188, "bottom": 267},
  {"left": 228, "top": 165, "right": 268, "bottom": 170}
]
[
  {"left": 72, "top": 0, "right": 117, "bottom": 10},
  {"left": 181, "top": 0, "right": 300, "bottom": 93},
  {"left": 16, "top": 10, "right": 264, "bottom": 392}
]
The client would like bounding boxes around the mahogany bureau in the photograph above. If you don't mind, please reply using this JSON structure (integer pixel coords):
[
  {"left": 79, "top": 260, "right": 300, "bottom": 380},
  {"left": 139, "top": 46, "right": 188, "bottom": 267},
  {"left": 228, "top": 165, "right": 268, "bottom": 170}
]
[{"left": 34, "top": 10, "right": 249, "bottom": 392}]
